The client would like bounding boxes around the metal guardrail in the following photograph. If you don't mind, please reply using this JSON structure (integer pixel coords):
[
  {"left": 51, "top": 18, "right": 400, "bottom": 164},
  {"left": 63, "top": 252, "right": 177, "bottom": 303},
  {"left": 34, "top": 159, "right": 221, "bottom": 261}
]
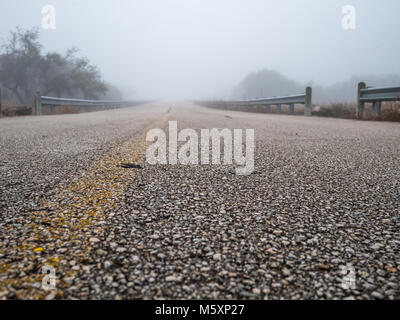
[
  {"left": 35, "top": 91, "right": 138, "bottom": 116},
  {"left": 357, "top": 83, "right": 400, "bottom": 118},
  {"left": 224, "top": 87, "right": 313, "bottom": 116},
  {"left": 1, "top": 84, "right": 398, "bottom": 119}
]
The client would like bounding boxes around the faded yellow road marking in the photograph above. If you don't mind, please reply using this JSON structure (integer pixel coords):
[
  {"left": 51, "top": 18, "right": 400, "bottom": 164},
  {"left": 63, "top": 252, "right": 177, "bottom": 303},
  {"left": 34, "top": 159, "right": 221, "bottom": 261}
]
[{"left": 0, "top": 117, "right": 167, "bottom": 299}]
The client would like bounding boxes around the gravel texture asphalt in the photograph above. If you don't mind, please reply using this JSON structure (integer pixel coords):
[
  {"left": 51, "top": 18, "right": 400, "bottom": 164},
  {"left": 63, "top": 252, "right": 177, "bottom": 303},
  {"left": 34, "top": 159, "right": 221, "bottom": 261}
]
[{"left": 0, "top": 102, "right": 399, "bottom": 300}]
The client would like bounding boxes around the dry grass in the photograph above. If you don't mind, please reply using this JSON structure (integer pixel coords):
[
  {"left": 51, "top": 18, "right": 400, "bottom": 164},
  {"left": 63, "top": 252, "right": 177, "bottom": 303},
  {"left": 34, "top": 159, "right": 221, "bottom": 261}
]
[
  {"left": 312, "top": 103, "right": 356, "bottom": 119},
  {"left": 198, "top": 101, "right": 307, "bottom": 116},
  {"left": 1, "top": 103, "right": 114, "bottom": 117},
  {"left": 43, "top": 105, "right": 81, "bottom": 115},
  {"left": 363, "top": 102, "right": 400, "bottom": 122},
  {"left": 197, "top": 101, "right": 400, "bottom": 122},
  {"left": 1, "top": 102, "right": 33, "bottom": 117}
]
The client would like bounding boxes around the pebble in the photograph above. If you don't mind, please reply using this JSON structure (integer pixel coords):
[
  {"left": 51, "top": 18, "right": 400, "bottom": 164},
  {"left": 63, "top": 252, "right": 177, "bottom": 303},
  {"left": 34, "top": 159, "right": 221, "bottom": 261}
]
[
  {"left": 213, "top": 253, "right": 222, "bottom": 261},
  {"left": 166, "top": 276, "right": 183, "bottom": 283},
  {"left": 371, "top": 291, "right": 384, "bottom": 300}
]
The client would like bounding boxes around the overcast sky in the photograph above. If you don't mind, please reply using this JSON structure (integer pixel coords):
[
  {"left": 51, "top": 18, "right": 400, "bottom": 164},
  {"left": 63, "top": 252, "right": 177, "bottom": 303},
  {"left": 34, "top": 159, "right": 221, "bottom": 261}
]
[{"left": 0, "top": 0, "right": 399, "bottom": 99}]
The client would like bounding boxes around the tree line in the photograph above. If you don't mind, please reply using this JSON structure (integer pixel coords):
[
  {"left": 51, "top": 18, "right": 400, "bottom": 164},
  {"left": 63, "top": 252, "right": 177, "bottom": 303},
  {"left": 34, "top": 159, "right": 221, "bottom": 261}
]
[{"left": 0, "top": 28, "right": 122, "bottom": 105}]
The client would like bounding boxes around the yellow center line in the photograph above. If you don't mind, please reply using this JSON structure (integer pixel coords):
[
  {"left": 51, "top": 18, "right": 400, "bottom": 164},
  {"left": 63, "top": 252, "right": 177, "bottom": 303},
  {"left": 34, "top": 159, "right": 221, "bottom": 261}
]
[{"left": 0, "top": 116, "right": 167, "bottom": 299}]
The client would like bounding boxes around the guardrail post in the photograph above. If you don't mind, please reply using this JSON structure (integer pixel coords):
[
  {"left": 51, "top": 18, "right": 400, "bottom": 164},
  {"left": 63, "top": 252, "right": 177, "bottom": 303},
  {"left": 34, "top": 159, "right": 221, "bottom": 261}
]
[
  {"left": 35, "top": 91, "right": 42, "bottom": 116},
  {"left": 289, "top": 104, "right": 294, "bottom": 114},
  {"left": 276, "top": 104, "right": 281, "bottom": 114},
  {"left": 372, "top": 101, "right": 381, "bottom": 117},
  {"left": 304, "top": 87, "right": 312, "bottom": 117},
  {"left": 357, "top": 82, "right": 366, "bottom": 119},
  {"left": 0, "top": 87, "right": 2, "bottom": 119}
]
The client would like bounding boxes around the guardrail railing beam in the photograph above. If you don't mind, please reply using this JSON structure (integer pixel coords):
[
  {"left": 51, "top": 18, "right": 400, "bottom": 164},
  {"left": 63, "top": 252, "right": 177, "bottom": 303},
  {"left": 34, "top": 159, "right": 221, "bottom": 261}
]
[
  {"left": 33, "top": 93, "right": 139, "bottom": 115},
  {"left": 224, "top": 87, "right": 312, "bottom": 117}
]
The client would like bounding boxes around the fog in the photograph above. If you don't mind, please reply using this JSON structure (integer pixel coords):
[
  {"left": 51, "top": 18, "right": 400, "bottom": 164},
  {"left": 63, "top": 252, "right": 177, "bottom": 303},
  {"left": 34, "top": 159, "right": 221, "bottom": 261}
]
[{"left": 0, "top": 0, "right": 399, "bottom": 100}]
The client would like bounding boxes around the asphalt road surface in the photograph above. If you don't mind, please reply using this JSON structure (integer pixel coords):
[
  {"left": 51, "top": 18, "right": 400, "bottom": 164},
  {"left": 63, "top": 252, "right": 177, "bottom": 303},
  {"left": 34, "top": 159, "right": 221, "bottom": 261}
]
[{"left": 0, "top": 103, "right": 399, "bottom": 300}]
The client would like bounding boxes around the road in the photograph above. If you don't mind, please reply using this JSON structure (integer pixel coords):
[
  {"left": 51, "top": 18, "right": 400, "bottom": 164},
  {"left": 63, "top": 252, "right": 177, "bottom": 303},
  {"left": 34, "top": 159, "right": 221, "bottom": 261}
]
[{"left": 0, "top": 102, "right": 399, "bottom": 300}]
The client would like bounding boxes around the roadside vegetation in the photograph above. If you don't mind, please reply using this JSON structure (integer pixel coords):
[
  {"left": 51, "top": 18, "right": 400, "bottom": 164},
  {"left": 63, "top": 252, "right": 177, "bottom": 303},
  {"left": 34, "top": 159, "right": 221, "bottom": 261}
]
[
  {"left": 198, "top": 101, "right": 400, "bottom": 122},
  {"left": 0, "top": 28, "right": 122, "bottom": 117}
]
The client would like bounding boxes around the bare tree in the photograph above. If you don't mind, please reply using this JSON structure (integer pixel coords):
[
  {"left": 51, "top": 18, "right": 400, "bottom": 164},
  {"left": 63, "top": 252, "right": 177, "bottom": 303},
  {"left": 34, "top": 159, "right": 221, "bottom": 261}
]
[{"left": 0, "top": 28, "right": 109, "bottom": 105}]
